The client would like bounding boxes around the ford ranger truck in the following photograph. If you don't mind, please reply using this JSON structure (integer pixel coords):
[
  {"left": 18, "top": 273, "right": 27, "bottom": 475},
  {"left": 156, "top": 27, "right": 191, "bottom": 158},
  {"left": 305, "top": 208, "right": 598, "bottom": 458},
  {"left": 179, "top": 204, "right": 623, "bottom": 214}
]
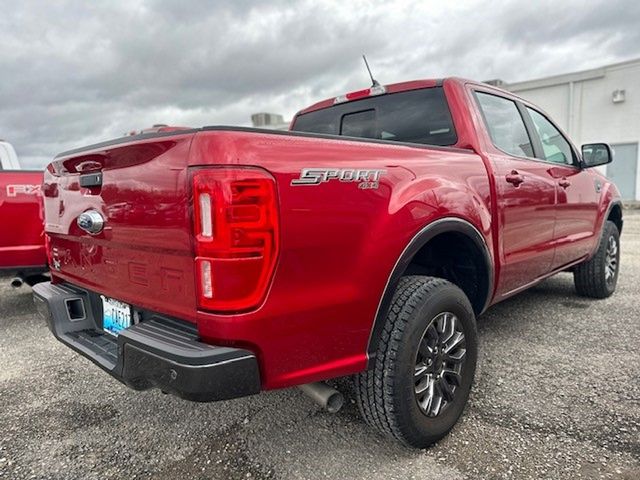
[
  {"left": 33, "top": 78, "right": 622, "bottom": 448},
  {"left": 0, "top": 140, "right": 48, "bottom": 286}
]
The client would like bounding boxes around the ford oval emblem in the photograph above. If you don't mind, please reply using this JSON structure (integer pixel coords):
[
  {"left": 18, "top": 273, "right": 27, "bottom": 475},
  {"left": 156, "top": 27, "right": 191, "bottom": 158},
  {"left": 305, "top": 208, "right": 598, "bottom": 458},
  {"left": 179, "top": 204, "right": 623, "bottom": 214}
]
[{"left": 77, "top": 210, "right": 105, "bottom": 234}]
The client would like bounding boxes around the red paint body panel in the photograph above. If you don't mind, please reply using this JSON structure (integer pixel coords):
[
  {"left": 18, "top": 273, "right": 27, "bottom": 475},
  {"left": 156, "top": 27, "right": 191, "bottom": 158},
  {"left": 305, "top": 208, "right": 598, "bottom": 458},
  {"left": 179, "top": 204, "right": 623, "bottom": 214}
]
[
  {"left": 43, "top": 77, "right": 621, "bottom": 390},
  {"left": 188, "top": 130, "right": 493, "bottom": 387},
  {"left": 0, "top": 170, "right": 47, "bottom": 270}
]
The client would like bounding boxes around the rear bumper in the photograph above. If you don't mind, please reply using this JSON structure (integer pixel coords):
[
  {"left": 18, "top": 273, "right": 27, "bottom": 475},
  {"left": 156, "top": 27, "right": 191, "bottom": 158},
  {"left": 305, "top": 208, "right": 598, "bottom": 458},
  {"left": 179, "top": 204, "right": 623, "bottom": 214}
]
[{"left": 32, "top": 282, "right": 261, "bottom": 402}]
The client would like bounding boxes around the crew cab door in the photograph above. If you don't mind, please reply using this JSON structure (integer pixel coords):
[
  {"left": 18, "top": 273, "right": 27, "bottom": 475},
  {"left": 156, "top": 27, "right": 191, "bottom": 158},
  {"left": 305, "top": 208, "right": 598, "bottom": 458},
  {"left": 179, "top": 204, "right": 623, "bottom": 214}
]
[
  {"left": 522, "top": 106, "right": 600, "bottom": 269},
  {"left": 473, "top": 91, "right": 557, "bottom": 297}
]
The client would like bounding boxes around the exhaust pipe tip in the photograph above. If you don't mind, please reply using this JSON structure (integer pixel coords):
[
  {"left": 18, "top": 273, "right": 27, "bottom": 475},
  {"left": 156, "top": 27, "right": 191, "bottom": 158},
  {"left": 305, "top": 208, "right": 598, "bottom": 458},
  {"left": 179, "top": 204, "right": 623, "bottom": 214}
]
[
  {"left": 325, "top": 391, "right": 345, "bottom": 414},
  {"left": 298, "top": 382, "right": 344, "bottom": 413},
  {"left": 10, "top": 277, "right": 24, "bottom": 288}
]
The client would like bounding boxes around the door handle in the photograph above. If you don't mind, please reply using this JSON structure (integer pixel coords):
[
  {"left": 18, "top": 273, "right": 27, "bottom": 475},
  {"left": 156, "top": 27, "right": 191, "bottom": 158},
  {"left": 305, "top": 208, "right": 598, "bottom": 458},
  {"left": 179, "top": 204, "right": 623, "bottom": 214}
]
[
  {"left": 505, "top": 170, "right": 525, "bottom": 186},
  {"left": 558, "top": 178, "right": 571, "bottom": 189}
]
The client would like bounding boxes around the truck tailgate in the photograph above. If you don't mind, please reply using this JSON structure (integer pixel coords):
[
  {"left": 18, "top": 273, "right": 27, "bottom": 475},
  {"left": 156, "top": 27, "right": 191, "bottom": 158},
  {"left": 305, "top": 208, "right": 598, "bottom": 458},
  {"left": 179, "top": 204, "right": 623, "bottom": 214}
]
[
  {"left": 43, "top": 133, "right": 198, "bottom": 322},
  {"left": 0, "top": 170, "right": 46, "bottom": 269}
]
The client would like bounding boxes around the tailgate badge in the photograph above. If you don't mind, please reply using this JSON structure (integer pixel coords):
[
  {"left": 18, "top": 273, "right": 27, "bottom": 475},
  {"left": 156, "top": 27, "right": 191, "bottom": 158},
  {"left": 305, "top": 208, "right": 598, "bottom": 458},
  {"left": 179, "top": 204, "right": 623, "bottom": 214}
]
[{"left": 77, "top": 210, "right": 105, "bottom": 234}]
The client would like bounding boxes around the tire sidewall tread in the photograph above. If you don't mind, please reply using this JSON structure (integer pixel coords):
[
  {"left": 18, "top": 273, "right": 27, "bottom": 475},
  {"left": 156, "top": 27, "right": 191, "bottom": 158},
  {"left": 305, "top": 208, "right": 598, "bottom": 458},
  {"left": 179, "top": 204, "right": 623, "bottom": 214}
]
[
  {"left": 355, "top": 275, "right": 478, "bottom": 448},
  {"left": 574, "top": 221, "right": 620, "bottom": 299}
]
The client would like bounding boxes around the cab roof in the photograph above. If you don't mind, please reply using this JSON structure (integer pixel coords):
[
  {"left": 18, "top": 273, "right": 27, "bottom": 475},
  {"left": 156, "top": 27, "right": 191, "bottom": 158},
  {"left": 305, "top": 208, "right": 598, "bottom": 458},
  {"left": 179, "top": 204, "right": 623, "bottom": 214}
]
[{"left": 294, "top": 77, "right": 517, "bottom": 118}]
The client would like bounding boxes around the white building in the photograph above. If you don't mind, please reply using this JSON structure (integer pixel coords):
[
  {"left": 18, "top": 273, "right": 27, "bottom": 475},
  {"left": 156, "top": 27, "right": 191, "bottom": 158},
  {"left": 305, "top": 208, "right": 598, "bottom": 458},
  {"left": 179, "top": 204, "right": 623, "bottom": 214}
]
[
  {"left": 500, "top": 58, "right": 640, "bottom": 200},
  {"left": 250, "top": 112, "right": 289, "bottom": 131}
]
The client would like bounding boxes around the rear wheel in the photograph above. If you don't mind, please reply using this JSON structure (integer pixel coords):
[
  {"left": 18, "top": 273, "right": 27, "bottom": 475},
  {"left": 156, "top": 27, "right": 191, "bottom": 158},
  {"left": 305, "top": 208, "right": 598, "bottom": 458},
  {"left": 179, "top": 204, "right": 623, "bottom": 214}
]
[
  {"left": 574, "top": 221, "right": 620, "bottom": 298},
  {"left": 355, "top": 276, "right": 478, "bottom": 448}
]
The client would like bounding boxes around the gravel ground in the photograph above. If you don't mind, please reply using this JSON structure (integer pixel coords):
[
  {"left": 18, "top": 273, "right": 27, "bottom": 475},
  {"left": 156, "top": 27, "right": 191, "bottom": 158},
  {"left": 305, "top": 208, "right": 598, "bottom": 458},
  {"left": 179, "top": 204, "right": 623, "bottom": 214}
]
[{"left": 1, "top": 212, "right": 639, "bottom": 480}]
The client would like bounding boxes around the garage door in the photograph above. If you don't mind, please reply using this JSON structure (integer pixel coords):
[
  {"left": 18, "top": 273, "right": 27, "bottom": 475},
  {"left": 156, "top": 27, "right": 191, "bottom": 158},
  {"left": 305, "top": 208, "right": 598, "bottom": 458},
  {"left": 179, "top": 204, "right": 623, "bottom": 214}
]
[{"left": 608, "top": 143, "right": 638, "bottom": 200}]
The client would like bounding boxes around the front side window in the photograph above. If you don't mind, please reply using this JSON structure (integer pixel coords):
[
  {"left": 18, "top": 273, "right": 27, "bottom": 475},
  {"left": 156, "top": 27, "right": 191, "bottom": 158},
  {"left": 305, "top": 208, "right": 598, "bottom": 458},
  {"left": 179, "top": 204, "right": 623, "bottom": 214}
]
[
  {"left": 526, "top": 108, "right": 574, "bottom": 165},
  {"left": 475, "top": 92, "right": 533, "bottom": 158}
]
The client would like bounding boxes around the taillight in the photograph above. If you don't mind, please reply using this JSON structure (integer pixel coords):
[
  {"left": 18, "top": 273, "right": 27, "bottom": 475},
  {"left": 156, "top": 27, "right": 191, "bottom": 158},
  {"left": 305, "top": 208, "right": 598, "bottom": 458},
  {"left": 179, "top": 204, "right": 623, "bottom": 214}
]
[{"left": 192, "top": 167, "right": 279, "bottom": 312}]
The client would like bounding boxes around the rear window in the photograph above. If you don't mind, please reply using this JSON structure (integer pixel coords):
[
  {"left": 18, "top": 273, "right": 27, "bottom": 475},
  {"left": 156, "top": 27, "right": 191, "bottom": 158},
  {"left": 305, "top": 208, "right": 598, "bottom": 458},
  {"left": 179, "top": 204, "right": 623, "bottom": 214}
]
[{"left": 292, "top": 87, "right": 457, "bottom": 146}]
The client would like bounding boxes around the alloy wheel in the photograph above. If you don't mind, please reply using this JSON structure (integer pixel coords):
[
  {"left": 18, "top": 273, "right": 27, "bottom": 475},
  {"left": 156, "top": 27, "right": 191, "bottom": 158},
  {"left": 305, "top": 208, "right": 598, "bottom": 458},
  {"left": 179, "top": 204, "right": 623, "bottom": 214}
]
[
  {"left": 605, "top": 235, "right": 618, "bottom": 284},
  {"left": 414, "top": 312, "right": 466, "bottom": 417}
]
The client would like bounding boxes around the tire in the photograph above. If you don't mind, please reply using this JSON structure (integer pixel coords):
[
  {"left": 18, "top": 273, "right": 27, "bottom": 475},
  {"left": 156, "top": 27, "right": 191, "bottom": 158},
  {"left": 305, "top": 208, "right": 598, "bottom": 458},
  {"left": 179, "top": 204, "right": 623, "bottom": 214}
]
[
  {"left": 574, "top": 220, "right": 620, "bottom": 299},
  {"left": 355, "top": 276, "right": 478, "bottom": 448}
]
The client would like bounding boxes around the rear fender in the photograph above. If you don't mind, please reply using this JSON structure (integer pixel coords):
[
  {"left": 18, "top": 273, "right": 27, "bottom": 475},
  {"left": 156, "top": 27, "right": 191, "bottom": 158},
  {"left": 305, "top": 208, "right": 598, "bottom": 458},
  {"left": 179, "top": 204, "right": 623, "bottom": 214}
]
[{"left": 366, "top": 217, "right": 493, "bottom": 361}]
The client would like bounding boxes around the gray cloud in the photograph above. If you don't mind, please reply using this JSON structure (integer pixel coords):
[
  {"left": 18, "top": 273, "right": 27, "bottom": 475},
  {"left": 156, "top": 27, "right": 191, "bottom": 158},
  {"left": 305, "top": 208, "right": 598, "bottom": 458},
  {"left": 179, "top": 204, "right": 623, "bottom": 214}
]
[{"left": 1, "top": 0, "right": 638, "bottom": 168}]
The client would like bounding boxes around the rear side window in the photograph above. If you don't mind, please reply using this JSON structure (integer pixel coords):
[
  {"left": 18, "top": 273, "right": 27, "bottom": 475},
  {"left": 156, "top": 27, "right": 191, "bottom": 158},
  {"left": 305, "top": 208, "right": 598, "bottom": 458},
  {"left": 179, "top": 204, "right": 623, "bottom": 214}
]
[
  {"left": 475, "top": 92, "right": 533, "bottom": 158},
  {"left": 292, "top": 87, "right": 457, "bottom": 146}
]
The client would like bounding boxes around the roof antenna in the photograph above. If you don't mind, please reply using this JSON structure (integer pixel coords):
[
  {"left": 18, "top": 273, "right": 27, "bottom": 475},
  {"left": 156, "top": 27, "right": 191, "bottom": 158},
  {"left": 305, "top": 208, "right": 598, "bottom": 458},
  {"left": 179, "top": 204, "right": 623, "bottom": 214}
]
[{"left": 362, "top": 55, "right": 381, "bottom": 87}]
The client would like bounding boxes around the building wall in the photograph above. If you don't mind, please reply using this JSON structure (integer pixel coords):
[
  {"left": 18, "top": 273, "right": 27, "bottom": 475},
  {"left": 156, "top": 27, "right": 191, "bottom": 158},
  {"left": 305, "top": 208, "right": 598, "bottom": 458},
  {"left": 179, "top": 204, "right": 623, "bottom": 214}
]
[
  {"left": 516, "top": 83, "right": 570, "bottom": 131},
  {"left": 506, "top": 59, "right": 640, "bottom": 200},
  {"left": 250, "top": 112, "right": 290, "bottom": 131}
]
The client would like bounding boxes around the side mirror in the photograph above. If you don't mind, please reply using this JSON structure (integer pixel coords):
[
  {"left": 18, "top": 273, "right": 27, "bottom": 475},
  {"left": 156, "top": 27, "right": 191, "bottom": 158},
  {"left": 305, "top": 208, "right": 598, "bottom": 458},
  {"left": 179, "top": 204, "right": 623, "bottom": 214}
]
[{"left": 581, "top": 143, "right": 613, "bottom": 168}]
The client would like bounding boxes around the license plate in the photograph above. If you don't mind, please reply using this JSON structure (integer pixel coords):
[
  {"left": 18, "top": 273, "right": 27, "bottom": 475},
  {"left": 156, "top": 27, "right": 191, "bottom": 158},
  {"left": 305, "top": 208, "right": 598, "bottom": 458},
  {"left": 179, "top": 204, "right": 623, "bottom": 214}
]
[{"left": 101, "top": 295, "right": 132, "bottom": 336}]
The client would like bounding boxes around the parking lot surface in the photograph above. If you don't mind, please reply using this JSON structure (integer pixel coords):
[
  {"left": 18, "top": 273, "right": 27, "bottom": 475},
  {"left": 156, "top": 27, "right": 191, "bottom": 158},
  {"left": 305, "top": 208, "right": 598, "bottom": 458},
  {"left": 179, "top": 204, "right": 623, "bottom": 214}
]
[{"left": 1, "top": 211, "right": 639, "bottom": 480}]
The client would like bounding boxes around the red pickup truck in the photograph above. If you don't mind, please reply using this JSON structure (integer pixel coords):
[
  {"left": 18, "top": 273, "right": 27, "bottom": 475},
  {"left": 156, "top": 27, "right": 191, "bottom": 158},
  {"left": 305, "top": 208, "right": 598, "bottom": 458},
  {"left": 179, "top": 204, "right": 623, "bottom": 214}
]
[
  {"left": 34, "top": 78, "right": 622, "bottom": 448},
  {"left": 0, "top": 140, "right": 48, "bottom": 286}
]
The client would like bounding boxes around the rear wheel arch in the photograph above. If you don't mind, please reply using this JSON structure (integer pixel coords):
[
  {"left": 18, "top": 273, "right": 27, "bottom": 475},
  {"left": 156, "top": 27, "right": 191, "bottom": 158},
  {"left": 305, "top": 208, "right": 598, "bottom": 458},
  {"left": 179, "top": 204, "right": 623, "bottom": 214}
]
[{"left": 367, "top": 218, "right": 493, "bottom": 361}]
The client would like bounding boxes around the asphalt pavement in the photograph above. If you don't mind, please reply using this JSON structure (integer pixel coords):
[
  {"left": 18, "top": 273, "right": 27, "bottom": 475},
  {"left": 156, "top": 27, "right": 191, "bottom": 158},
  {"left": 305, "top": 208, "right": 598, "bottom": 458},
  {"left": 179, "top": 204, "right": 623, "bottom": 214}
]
[{"left": 1, "top": 212, "right": 639, "bottom": 479}]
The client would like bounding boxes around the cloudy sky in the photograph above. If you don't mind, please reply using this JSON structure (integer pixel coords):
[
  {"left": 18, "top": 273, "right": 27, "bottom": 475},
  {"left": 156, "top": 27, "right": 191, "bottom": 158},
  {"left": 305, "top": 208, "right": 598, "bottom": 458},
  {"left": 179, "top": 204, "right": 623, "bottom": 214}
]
[{"left": 1, "top": 0, "right": 639, "bottom": 168}]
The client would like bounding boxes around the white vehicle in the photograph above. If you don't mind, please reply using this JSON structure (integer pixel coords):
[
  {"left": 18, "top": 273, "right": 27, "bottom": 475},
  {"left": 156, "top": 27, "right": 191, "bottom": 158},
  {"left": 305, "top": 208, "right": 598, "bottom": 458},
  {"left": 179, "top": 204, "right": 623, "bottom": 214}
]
[{"left": 0, "top": 140, "right": 22, "bottom": 169}]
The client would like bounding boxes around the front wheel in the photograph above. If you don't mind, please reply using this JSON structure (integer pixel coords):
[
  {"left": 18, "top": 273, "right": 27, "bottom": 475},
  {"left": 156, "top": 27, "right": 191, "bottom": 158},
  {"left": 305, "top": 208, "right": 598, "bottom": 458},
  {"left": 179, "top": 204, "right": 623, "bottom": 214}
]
[
  {"left": 574, "top": 220, "right": 620, "bottom": 299},
  {"left": 355, "top": 276, "right": 478, "bottom": 448}
]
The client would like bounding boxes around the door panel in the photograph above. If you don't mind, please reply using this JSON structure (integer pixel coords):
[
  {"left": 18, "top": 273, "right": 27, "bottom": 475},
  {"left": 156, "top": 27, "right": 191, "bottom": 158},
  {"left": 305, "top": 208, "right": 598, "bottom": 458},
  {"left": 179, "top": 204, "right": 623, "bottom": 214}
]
[
  {"left": 491, "top": 155, "right": 557, "bottom": 296},
  {"left": 473, "top": 91, "right": 557, "bottom": 297},
  {"left": 548, "top": 166, "right": 600, "bottom": 268},
  {"left": 523, "top": 106, "right": 600, "bottom": 269}
]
